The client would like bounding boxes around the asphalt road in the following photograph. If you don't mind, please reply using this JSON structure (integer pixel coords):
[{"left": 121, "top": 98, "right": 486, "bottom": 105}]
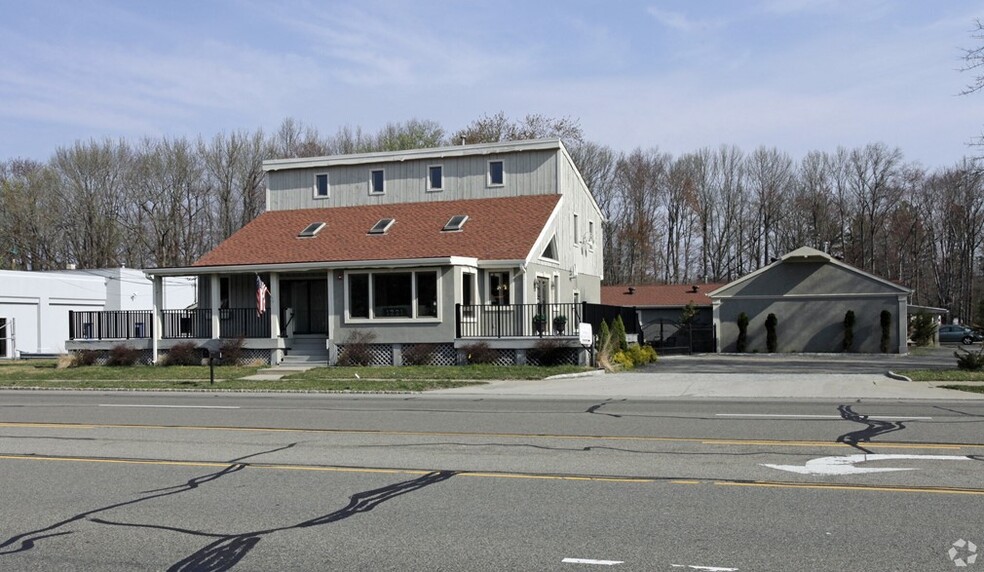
[{"left": 2, "top": 391, "right": 983, "bottom": 571}]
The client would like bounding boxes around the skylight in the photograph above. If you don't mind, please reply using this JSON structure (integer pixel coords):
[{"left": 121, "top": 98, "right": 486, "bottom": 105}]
[
  {"left": 442, "top": 215, "right": 468, "bottom": 232},
  {"left": 369, "top": 218, "right": 395, "bottom": 235},
  {"left": 298, "top": 222, "right": 326, "bottom": 238}
]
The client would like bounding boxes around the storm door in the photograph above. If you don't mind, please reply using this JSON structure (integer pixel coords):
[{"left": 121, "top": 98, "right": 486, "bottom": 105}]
[{"left": 282, "top": 279, "right": 328, "bottom": 335}]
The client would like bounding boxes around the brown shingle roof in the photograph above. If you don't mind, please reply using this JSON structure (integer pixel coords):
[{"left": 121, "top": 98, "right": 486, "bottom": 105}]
[
  {"left": 601, "top": 283, "right": 726, "bottom": 307},
  {"left": 193, "top": 195, "right": 561, "bottom": 267}
]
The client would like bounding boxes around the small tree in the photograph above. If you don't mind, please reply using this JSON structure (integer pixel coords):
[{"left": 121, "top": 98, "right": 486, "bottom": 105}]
[
  {"left": 880, "top": 310, "right": 892, "bottom": 353},
  {"left": 613, "top": 315, "right": 628, "bottom": 352},
  {"left": 765, "top": 313, "right": 778, "bottom": 353},
  {"left": 910, "top": 312, "right": 936, "bottom": 347},
  {"left": 736, "top": 312, "right": 749, "bottom": 353},
  {"left": 842, "top": 310, "right": 856, "bottom": 352}
]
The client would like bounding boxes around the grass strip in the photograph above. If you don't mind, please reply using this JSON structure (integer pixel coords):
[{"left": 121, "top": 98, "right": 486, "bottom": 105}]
[{"left": 897, "top": 369, "right": 984, "bottom": 382}]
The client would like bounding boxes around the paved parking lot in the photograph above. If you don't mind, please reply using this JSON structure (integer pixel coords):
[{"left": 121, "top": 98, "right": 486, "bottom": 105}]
[{"left": 647, "top": 346, "right": 961, "bottom": 374}]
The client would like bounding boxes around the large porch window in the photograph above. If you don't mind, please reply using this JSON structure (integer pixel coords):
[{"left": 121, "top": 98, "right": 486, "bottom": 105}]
[{"left": 346, "top": 270, "right": 440, "bottom": 321}]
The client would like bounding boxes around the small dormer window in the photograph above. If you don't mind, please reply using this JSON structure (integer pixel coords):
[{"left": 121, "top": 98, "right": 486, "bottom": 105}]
[
  {"left": 442, "top": 215, "right": 468, "bottom": 232},
  {"left": 298, "top": 222, "right": 326, "bottom": 238},
  {"left": 488, "top": 160, "right": 504, "bottom": 186},
  {"left": 427, "top": 165, "right": 443, "bottom": 191},
  {"left": 369, "top": 218, "right": 395, "bottom": 235},
  {"left": 314, "top": 173, "right": 329, "bottom": 198}
]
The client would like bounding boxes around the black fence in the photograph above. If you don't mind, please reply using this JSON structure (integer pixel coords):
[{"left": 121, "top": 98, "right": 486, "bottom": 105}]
[
  {"left": 646, "top": 319, "right": 716, "bottom": 354},
  {"left": 69, "top": 308, "right": 270, "bottom": 340},
  {"left": 456, "top": 302, "right": 640, "bottom": 340}
]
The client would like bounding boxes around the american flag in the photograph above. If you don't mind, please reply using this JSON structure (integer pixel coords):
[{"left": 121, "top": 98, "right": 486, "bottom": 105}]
[{"left": 256, "top": 276, "right": 270, "bottom": 316}]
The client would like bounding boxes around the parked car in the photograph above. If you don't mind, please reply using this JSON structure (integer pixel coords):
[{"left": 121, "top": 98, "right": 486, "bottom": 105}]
[{"left": 938, "top": 324, "right": 984, "bottom": 345}]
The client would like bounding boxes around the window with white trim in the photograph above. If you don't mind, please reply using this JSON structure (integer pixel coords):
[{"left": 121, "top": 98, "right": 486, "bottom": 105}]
[
  {"left": 489, "top": 271, "right": 510, "bottom": 306},
  {"left": 488, "top": 160, "right": 504, "bottom": 187},
  {"left": 314, "top": 173, "right": 329, "bottom": 198},
  {"left": 427, "top": 165, "right": 444, "bottom": 191},
  {"left": 588, "top": 220, "right": 595, "bottom": 248},
  {"left": 370, "top": 169, "right": 385, "bottom": 195},
  {"left": 462, "top": 271, "right": 477, "bottom": 319},
  {"left": 346, "top": 270, "right": 440, "bottom": 321},
  {"left": 573, "top": 213, "right": 580, "bottom": 244}
]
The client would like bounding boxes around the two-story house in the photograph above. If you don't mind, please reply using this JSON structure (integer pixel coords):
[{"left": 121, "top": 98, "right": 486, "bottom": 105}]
[{"left": 67, "top": 138, "right": 616, "bottom": 366}]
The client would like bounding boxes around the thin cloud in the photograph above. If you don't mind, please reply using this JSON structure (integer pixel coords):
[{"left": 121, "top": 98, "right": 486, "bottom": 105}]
[{"left": 646, "top": 7, "right": 725, "bottom": 33}]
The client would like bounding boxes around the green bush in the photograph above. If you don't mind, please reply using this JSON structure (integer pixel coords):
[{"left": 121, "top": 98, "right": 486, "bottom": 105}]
[
  {"left": 402, "top": 344, "right": 436, "bottom": 366},
  {"left": 736, "top": 312, "right": 749, "bottom": 353},
  {"left": 910, "top": 312, "right": 936, "bottom": 347},
  {"left": 880, "top": 310, "right": 892, "bottom": 353},
  {"left": 163, "top": 342, "right": 202, "bottom": 366},
  {"left": 955, "top": 346, "right": 984, "bottom": 371},
  {"left": 106, "top": 344, "right": 141, "bottom": 367},
  {"left": 337, "top": 330, "right": 377, "bottom": 366},
  {"left": 72, "top": 350, "right": 100, "bottom": 367},
  {"left": 627, "top": 344, "right": 657, "bottom": 365},
  {"left": 843, "top": 310, "right": 855, "bottom": 352},
  {"left": 462, "top": 341, "right": 498, "bottom": 365},
  {"left": 529, "top": 339, "right": 570, "bottom": 366},
  {"left": 613, "top": 315, "right": 628, "bottom": 351},
  {"left": 219, "top": 337, "right": 245, "bottom": 365},
  {"left": 598, "top": 319, "right": 611, "bottom": 350},
  {"left": 612, "top": 350, "right": 634, "bottom": 369},
  {"left": 765, "top": 313, "right": 778, "bottom": 353}
]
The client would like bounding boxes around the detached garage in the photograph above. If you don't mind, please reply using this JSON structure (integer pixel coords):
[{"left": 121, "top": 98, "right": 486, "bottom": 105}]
[{"left": 709, "top": 247, "right": 911, "bottom": 354}]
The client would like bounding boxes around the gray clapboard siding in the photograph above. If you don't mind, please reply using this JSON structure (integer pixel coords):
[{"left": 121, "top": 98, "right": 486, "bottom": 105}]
[{"left": 267, "top": 150, "right": 557, "bottom": 211}]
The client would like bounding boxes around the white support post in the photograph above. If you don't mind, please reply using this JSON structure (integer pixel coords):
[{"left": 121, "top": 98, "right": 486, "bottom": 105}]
[
  {"left": 151, "top": 276, "right": 163, "bottom": 364},
  {"left": 210, "top": 274, "right": 221, "bottom": 339},
  {"left": 270, "top": 272, "right": 281, "bottom": 339}
]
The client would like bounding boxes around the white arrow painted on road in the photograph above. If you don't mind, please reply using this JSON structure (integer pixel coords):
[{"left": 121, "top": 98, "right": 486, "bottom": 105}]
[{"left": 762, "top": 454, "right": 973, "bottom": 476}]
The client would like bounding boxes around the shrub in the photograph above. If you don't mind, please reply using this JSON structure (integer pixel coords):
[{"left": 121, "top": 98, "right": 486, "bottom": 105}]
[
  {"left": 955, "top": 346, "right": 984, "bottom": 371},
  {"left": 765, "top": 313, "right": 778, "bottom": 353},
  {"left": 910, "top": 312, "right": 936, "bottom": 346},
  {"left": 613, "top": 315, "right": 628, "bottom": 351},
  {"left": 736, "top": 313, "right": 749, "bottom": 353},
  {"left": 402, "top": 344, "right": 436, "bottom": 366},
  {"left": 597, "top": 319, "right": 611, "bottom": 351},
  {"left": 106, "top": 344, "right": 141, "bottom": 367},
  {"left": 842, "top": 310, "right": 856, "bottom": 352},
  {"left": 337, "top": 330, "right": 377, "bottom": 366},
  {"left": 880, "top": 310, "right": 892, "bottom": 353},
  {"left": 72, "top": 350, "right": 100, "bottom": 367},
  {"left": 462, "top": 341, "right": 498, "bottom": 365},
  {"left": 627, "top": 344, "right": 657, "bottom": 366},
  {"left": 219, "top": 337, "right": 245, "bottom": 365},
  {"left": 163, "top": 342, "right": 202, "bottom": 366},
  {"left": 612, "top": 350, "right": 635, "bottom": 369},
  {"left": 529, "top": 338, "right": 570, "bottom": 366}
]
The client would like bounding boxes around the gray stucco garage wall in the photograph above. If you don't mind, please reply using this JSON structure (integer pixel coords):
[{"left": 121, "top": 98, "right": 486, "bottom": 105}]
[
  {"left": 711, "top": 251, "right": 910, "bottom": 354},
  {"left": 716, "top": 296, "right": 903, "bottom": 353}
]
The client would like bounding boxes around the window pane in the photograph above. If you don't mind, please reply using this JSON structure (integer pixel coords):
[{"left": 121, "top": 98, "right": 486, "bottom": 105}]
[
  {"left": 349, "top": 274, "right": 369, "bottom": 318},
  {"left": 463, "top": 273, "right": 475, "bottom": 318},
  {"left": 489, "top": 161, "right": 503, "bottom": 185},
  {"left": 373, "top": 273, "right": 412, "bottom": 317},
  {"left": 316, "top": 174, "right": 329, "bottom": 197},
  {"left": 371, "top": 170, "right": 384, "bottom": 194},
  {"left": 490, "top": 272, "right": 509, "bottom": 305},
  {"left": 429, "top": 166, "right": 442, "bottom": 189},
  {"left": 416, "top": 272, "right": 438, "bottom": 317}
]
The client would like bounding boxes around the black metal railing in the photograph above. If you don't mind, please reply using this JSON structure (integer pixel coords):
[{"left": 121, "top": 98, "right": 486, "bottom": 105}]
[
  {"left": 455, "top": 302, "right": 641, "bottom": 340},
  {"left": 69, "top": 308, "right": 271, "bottom": 340},
  {"left": 161, "top": 309, "right": 212, "bottom": 339},
  {"left": 69, "top": 310, "right": 153, "bottom": 340}
]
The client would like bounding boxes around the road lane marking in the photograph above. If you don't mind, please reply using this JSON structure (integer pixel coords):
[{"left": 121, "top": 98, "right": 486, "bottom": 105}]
[
  {"left": 671, "top": 565, "right": 739, "bottom": 571},
  {"left": 714, "top": 481, "right": 984, "bottom": 496},
  {"left": 0, "top": 422, "right": 973, "bottom": 450},
  {"left": 716, "top": 413, "right": 931, "bottom": 420},
  {"left": 671, "top": 480, "right": 701, "bottom": 484},
  {"left": 763, "top": 454, "right": 973, "bottom": 475},
  {"left": 1, "top": 453, "right": 981, "bottom": 495},
  {"left": 98, "top": 404, "right": 241, "bottom": 409},
  {"left": 562, "top": 558, "right": 623, "bottom": 565}
]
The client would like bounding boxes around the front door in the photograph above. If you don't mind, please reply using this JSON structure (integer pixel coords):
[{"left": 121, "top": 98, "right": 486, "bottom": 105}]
[{"left": 281, "top": 279, "right": 328, "bottom": 335}]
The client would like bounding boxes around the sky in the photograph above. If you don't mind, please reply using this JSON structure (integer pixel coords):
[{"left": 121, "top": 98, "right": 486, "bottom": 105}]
[{"left": 2, "top": 0, "right": 983, "bottom": 169}]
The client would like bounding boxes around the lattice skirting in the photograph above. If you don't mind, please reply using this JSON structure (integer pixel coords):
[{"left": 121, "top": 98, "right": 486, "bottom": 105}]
[
  {"left": 526, "top": 348, "right": 580, "bottom": 367},
  {"left": 72, "top": 348, "right": 273, "bottom": 367},
  {"left": 334, "top": 344, "right": 394, "bottom": 366},
  {"left": 401, "top": 343, "right": 457, "bottom": 366}
]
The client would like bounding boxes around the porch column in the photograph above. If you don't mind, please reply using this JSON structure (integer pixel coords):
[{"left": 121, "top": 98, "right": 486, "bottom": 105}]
[
  {"left": 269, "top": 272, "right": 281, "bottom": 338},
  {"left": 897, "top": 295, "right": 908, "bottom": 354},
  {"left": 151, "top": 275, "right": 163, "bottom": 364},
  {"left": 210, "top": 274, "right": 221, "bottom": 339}
]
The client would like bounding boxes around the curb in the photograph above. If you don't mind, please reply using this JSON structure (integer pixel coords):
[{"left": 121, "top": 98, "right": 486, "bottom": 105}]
[
  {"left": 544, "top": 369, "right": 606, "bottom": 380},
  {"left": 885, "top": 370, "right": 912, "bottom": 382}
]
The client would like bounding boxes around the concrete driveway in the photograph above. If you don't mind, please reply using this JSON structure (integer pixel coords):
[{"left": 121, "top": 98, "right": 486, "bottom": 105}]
[{"left": 647, "top": 346, "right": 957, "bottom": 374}]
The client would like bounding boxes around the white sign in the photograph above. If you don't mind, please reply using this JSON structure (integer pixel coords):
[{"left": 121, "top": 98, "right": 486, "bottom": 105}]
[
  {"left": 762, "top": 454, "right": 972, "bottom": 476},
  {"left": 579, "top": 322, "right": 593, "bottom": 346}
]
